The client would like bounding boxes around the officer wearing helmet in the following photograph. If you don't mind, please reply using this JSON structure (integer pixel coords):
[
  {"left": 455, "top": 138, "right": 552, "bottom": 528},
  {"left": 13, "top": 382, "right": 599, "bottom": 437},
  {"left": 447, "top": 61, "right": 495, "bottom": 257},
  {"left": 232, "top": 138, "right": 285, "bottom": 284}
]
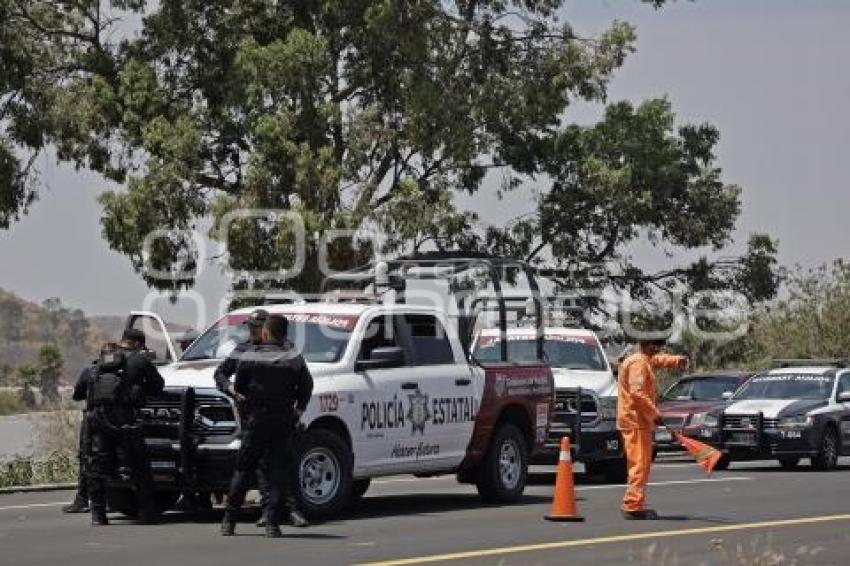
[
  {"left": 87, "top": 328, "right": 164, "bottom": 526},
  {"left": 220, "top": 314, "right": 313, "bottom": 538}
]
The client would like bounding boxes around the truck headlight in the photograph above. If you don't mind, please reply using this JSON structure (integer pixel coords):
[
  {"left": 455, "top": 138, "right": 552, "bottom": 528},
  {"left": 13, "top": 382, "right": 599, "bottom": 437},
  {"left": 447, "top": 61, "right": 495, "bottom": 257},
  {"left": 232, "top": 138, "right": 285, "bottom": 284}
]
[
  {"left": 598, "top": 396, "right": 617, "bottom": 420},
  {"left": 779, "top": 415, "right": 813, "bottom": 428},
  {"left": 691, "top": 413, "right": 718, "bottom": 427}
]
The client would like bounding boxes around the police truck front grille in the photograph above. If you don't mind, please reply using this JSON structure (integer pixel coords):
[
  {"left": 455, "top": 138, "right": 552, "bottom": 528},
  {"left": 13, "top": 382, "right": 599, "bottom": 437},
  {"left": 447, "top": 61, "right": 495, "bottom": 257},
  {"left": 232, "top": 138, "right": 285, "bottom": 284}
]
[
  {"left": 139, "top": 392, "right": 237, "bottom": 437},
  {"left": 723, "top": 415, "right": 777, "bottom": 430},
  {"left": 547, "top": 390, "right": 599, "bottom": 445}
]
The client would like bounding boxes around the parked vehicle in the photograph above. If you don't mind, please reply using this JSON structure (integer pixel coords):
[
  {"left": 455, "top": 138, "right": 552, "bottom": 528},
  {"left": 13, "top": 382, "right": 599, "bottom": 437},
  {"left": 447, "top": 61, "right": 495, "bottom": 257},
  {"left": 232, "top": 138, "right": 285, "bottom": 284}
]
[
  {"left": 694, "top": 360, "right": 850, "bottom": 470},
  {"left": 654, "top": 371, "right": 753, "bottom": 458},
  {"left": 110, "top": 256, "right": 555, "bottom": 519},
  {"left": 472, "top": 325, "right": 626, "bottom": 483}
]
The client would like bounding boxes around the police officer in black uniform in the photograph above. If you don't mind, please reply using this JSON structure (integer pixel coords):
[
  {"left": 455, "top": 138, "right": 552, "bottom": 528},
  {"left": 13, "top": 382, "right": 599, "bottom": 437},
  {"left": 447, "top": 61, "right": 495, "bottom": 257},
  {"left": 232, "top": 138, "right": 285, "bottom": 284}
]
[
  {"left": 87, "top": 329, "right": 165, "bottom": 526},
  {"left": 214, "top": 309, "right": 274, "bottom": 526},
  {"left": 220, "top": 315, "right": 313, "bottom": 538},
  {"left": 62, "top": 343, "right": 120, "bottom": 514}
]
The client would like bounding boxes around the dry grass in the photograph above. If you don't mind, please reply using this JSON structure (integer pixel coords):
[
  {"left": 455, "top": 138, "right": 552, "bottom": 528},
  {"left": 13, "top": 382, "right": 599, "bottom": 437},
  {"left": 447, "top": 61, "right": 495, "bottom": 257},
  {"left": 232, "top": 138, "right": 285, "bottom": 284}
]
[
  {"left": 629, "top": 534, "right": 826, "bottom": 566},
  {"left": 0, "top": 408, "right": 81, "bottom": 487}
]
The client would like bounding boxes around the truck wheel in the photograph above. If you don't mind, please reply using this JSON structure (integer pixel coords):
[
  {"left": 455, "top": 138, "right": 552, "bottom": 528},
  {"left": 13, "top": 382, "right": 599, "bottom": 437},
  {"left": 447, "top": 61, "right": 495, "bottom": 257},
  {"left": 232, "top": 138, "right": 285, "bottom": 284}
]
[
  {"left": 352, "top": 479, "right": 371, "bottom": 501},
  {"left": 295, "top": 429, "right": 353, "bottom": 520},
  {"left": 778, "top": 457, "right": 800, "bottom": 470},
  {"left": 812, "top": 427, "right": 839, "bottom": 471},
  {"left": 476, "top": 423, "right": 528, "bottom": 503},
  {"left": 107, "top": 488, "right": 138, "bottom": 518},
  {"left": 588, "top": 459, "right": 628, "bottom": 484}
]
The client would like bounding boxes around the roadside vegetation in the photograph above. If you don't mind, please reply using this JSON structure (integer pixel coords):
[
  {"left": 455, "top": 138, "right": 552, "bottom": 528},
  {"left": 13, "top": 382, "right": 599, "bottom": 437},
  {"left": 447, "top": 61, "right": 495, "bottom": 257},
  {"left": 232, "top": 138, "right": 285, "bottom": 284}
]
[{"left": 0, "top": 409, "right": 80, "bottom": 488}]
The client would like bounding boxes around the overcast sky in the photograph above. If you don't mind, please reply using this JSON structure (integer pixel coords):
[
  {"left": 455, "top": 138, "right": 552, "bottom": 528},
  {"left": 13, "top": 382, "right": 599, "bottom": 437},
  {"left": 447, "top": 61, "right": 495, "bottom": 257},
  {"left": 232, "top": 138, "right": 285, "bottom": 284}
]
[{"left": 0, "top": 0, "right": 847, "bottom": 329}]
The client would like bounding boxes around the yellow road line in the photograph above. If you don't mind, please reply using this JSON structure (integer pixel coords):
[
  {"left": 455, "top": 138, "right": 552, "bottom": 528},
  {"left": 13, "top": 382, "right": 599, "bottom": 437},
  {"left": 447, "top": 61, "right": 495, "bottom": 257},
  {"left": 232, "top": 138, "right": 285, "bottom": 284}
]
[{"left": 357, "top": 513, "right": 850, "bottom": 566}]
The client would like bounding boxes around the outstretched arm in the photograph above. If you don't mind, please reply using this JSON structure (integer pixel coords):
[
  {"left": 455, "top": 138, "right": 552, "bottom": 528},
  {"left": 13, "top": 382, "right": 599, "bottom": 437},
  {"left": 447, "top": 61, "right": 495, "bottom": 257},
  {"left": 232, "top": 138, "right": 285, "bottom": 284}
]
[{"left": 650, "top": 354, "right": 688, "bottom": 370}]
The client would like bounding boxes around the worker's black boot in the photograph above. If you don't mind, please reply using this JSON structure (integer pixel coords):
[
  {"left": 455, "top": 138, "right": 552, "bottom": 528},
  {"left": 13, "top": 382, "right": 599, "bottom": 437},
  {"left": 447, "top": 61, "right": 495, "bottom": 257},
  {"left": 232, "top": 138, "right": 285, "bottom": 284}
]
[
  {"left": 622, "top": 509, "right": 659, "bottom": 520},
  {"left": 91, "top": 511, "right": 109, "bottom": 526}
]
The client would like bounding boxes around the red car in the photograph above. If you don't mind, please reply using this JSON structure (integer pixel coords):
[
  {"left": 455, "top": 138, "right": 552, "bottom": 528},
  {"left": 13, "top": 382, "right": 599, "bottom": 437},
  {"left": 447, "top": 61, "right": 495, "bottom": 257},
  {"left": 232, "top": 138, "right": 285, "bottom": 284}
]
[{"left": 654, "top": 371, "right": 754, "bottom": 456}]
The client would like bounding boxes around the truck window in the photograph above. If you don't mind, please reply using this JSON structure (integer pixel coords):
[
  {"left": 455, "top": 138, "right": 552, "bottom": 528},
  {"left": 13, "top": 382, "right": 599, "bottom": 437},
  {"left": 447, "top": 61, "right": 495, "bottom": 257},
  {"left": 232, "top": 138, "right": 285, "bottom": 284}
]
[
  {"left": 837, "top": 373, "right": 850, "bottom": 396},
  {"left": 359, "top": 315, "right": 400, "bottom": 360},
  {"left": 402, "top": 314, "right": 454, "bottom": 366}
]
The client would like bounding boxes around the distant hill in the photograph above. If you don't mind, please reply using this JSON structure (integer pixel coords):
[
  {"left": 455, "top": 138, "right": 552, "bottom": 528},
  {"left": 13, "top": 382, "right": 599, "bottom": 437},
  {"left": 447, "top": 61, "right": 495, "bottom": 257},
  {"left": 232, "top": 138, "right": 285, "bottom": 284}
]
[{"left": 0, "top": 289, "right": 127, "bottom": 385}]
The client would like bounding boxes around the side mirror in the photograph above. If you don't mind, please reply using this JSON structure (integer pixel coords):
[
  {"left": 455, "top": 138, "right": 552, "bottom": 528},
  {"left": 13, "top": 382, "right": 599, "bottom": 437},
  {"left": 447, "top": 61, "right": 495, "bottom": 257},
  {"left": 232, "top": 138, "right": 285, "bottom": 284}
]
[
  {"left": 355, "top": 346, "right": 405, "bottom": 372},
  {"left": 837, "top": 391, "right": 850, "bottom": 403},
  {"left": 722, "top": 391, "right": 734, "bottom": 400}
]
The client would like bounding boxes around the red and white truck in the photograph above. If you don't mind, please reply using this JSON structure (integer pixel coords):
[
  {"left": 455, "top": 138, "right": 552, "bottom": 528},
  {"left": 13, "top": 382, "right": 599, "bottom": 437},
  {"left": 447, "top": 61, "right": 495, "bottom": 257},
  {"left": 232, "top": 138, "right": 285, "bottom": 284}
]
[{"left": 113, "top": 256, "right": 555, "bottom": 519}]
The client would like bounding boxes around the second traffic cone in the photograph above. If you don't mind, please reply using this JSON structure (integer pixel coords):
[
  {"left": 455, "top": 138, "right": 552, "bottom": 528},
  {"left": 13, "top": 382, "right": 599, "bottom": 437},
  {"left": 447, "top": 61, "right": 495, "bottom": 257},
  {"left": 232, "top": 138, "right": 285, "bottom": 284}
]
[{"left": 544, "top": 436, "right": 584, "bottom": 522}]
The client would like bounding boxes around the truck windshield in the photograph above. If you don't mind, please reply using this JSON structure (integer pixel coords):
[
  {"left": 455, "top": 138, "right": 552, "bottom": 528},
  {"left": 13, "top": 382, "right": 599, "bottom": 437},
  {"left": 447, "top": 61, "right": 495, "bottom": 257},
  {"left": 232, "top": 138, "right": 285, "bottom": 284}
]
[
  {"left": 182, "top": 313, "right": 357, "bottom": 363},
  {"left": 733, "top": 374, "right": 834, "bottom": 400},
  {"left": 664, "top": 376, "right": 741, "bottom": 401},
  {"left": 473, "top": 336, "right": 607, "bottom": 370}
]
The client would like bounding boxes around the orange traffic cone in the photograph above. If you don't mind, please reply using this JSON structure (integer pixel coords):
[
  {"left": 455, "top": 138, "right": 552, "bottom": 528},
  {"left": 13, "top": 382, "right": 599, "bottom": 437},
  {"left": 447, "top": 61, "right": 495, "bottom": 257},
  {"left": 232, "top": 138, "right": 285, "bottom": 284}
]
[{"left": 544, "top": 436, "right": 584, "bottom": 522}]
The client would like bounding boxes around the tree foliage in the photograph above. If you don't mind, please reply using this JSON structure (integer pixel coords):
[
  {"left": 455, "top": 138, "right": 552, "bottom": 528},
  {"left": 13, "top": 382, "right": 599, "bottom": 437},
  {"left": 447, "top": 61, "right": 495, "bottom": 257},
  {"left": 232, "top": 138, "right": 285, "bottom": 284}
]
[
  {"left": 744, "top": 262, "right": 850, "bottom": 365},
  {"left": 1, "top": 1, "right": 777, "bottom": 311}
]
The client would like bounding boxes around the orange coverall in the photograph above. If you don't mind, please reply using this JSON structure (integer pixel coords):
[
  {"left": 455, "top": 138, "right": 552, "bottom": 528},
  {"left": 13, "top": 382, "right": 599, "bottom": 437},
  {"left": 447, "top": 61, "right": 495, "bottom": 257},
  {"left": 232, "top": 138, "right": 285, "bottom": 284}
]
[{"left": 617, "top": 352, "right": 685, "bottom": 513}]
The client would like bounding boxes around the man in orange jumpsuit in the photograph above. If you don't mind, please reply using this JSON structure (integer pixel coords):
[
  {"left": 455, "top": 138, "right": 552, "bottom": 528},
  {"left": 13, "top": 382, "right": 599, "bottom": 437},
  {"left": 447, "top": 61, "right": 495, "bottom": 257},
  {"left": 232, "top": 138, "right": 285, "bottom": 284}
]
[{"left": 617, "top": 339, "right": 688, "bottom": 519}]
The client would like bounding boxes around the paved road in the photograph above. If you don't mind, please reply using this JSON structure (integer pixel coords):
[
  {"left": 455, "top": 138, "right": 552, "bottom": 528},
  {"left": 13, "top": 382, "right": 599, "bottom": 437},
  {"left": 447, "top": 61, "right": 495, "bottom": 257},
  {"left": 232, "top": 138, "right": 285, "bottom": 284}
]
[{"left": 2, "top": 458, "right": 850, "bottom": 565}]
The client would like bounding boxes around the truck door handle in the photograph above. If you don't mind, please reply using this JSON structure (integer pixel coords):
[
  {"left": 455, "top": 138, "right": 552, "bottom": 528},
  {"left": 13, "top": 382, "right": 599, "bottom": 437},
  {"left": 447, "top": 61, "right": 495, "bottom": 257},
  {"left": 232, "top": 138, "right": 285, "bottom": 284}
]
[
  {"left": 401, "top": 382, "right": 419, "bottom": 390},
  {"left": 455, "top": 378, "right": 472, "bottom": 386}
]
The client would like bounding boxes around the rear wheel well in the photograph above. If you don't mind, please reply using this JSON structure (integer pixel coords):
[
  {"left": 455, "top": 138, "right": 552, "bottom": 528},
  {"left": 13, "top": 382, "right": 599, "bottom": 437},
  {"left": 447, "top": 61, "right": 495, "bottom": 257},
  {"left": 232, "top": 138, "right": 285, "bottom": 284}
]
[
  {"left": 307, "top": 416, "right": 352, "bottom": 450},
  {"left": 495, "top": 404, "right": 533, "bottom": 452}
]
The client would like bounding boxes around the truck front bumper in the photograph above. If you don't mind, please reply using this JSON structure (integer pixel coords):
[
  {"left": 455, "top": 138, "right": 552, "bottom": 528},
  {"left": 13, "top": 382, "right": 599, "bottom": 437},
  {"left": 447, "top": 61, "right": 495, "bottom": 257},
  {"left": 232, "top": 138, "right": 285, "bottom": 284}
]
[
  {"left": 699, "top": 426, "right": 821, "bottom": 460},
  {"left": 533, "top": 418, "right": 623, "bottom": 465}
]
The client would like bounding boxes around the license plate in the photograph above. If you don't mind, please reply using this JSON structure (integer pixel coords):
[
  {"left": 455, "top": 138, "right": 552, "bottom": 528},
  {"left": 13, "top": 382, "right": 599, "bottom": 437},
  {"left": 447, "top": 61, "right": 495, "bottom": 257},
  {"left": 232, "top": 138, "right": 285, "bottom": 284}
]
[
  {"left": 730, "top": 432, "right": 756, "bottom": 444},
  {"left": 654, "top": 430, "right": 673, "bottom": 442},
  {"left": 150, "top": 460, "right": 175, "bottom": 470},
  {"left": 573, "top": 462, "right": 586, "bottom": 474}
]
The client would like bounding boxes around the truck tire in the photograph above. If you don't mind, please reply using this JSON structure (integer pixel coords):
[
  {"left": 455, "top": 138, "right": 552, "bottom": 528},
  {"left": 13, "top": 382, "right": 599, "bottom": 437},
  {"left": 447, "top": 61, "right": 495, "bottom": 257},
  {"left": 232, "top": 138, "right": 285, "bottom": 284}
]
[
  {"left": 713, "top": 454, "right": 731, "bottom": 471},
  {"left": 588, "top": 458, "right": 628, "bottom": 484},
  {"left": 295, "top": 429, "right": 353, "bottom": 520},
  {"left": 812, "top": 427, "right": 839, "bottom": 471},
  {"left": 107, "top": 488, "right": 138, "bottom": 518},
  {"left": 475, "top": 423, "right": 528, "bottom": 504}
]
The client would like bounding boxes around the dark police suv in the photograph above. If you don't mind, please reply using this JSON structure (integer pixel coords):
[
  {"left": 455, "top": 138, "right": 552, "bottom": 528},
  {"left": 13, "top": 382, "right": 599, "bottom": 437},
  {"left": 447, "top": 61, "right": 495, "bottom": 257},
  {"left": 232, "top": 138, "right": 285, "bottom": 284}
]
[{"left": 695, "top": 360, "right": 850, "bottom": 470}]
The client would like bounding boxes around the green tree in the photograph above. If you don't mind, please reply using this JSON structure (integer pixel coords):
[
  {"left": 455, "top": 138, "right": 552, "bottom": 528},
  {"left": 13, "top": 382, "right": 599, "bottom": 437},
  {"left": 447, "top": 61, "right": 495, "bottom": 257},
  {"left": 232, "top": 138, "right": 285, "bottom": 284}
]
[
  {"left": 38, "top": 344, "right": 64, "bottom": 405},
  {"left": 741, "top": 261, "right": 850, "bottom": 366},
  {"left": 2, "top": 1, "right": 777, "bottom": 309}
]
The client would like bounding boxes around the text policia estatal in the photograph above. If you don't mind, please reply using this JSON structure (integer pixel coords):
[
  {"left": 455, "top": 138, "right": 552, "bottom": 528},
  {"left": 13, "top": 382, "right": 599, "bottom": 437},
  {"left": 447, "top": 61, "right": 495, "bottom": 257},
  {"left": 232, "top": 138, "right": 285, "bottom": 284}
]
[{"left": 361, "top": 394, "right": 479, "bottom": 431}]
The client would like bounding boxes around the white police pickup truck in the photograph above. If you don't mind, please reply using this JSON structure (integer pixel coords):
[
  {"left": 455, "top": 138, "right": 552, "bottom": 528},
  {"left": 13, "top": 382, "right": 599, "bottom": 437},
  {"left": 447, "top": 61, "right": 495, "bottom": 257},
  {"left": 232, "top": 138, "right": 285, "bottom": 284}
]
[
  {"left": 119, "top": 258, "right": 555, "bottom": 519},
  {"left": 697, "top": 360, "right": 850, "bottom": 470},
  {"left": 471, "top": 326, "right": 626, "bottom": 482}
]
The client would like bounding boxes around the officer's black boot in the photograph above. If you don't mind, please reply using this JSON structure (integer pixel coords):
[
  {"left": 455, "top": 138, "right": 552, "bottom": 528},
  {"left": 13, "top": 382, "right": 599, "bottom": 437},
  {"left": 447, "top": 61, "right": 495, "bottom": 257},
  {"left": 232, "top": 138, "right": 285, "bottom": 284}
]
[
  {"left": 220, "top": 513, "right": 236, "bottom": 536},
  {"left": 265, "top": 522, "right": 283, "bottom": 538},
  {"left": 255, "top": 513, "right": 267, "bottom": 528},
  {"left": 288, "top": 509, "right": 309, "bottom": 528},
  {"left": 63, "top": 495, "right": 90, "bottom": 514},
  {"left": 91, "top": 510, "right": 109, "bottom": 526}
]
